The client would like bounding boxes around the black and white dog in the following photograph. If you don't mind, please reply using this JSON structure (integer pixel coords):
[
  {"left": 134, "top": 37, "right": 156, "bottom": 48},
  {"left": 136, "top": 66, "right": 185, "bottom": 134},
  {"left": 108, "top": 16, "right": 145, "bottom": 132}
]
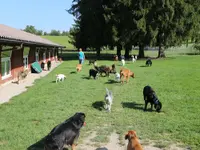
[
  {"left": 89, "top": 69, "right": 99, "bottom": 79},
  {"left": 146, "top": 58, "right": 152, "bottom": 66},
  {"left": 143, "top": 85, "right": 162, "bottom": 112}
]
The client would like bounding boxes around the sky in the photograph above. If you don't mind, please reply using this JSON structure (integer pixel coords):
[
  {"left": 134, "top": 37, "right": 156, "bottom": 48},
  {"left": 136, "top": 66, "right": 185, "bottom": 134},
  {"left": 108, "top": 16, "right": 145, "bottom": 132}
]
[{"left": 0, "top": 0, "right": 75, "bottom": 32}]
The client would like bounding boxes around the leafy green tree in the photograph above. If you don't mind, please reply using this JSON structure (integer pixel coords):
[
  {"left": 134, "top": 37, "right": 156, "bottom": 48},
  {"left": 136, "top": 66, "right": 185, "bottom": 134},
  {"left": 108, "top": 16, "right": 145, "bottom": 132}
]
[
  {"left": 49, "top": 30, "right": 61, "bottom": 36},
  {"left": 23, "top": 25, "right": 37, "bottom": 34},
  {"left": 36, "top": 30, "right": 43, "bottom": 35}
]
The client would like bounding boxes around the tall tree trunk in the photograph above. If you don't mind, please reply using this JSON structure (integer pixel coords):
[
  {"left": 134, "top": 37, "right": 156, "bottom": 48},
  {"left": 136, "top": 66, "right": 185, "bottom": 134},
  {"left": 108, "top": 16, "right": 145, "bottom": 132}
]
[
  {"left": 117, "top": 44, "right": 122, "bottom": 58},
  {"left": 138, "top": 44, "right": 145, "bottom": 58},
  {"left": 186, "top": 39, "right": 188, "bottom": 47},
  {"left": 157, "top": 44, "right": 165, "bottom": 58},
  {"left": 96, "top": 47, "right": 101, "bottom": 58},
  {"left": 125, "top": 44, "right": 131, "bottom": 59}
]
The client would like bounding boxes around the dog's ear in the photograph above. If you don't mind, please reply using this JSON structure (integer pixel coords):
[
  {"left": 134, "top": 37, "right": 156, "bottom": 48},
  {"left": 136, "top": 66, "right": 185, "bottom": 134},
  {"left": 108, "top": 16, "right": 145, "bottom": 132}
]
[{"left": 125, "top": 134, "right": 129, "bottom": 140}]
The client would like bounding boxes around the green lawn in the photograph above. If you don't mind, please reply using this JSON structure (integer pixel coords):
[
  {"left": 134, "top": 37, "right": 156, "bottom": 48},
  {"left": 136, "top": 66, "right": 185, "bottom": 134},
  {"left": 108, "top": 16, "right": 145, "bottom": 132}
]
[
  {"left": 0, "top": 53, "right": 200, "bottom": 150},
  {"left": 42, "top": 36, "right": 75, "bottom": 50}
]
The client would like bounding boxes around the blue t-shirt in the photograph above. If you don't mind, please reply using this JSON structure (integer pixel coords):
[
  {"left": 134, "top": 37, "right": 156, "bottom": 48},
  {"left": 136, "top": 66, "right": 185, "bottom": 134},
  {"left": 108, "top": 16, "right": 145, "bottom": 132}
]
[{"left": 78, "top": 51, "right": 85, "bottom": 60}]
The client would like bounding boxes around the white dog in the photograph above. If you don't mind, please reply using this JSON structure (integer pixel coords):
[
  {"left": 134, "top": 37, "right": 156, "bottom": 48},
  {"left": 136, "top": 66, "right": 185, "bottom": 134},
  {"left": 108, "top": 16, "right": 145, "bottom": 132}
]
[
  {"left": 121, "top": 59, "right": 125, "bottom": 66},
  {"left": 115, "top": 72, "right": 120, "bottom": 82},
  {"left": 56, "top": 74, "right": 66, "bottom": 83},
  {"left": 131, "top": 55, "right": 136, "bottom": 63},
  {"left": 104, "top": 88, "right": 113, "bottom": 112}
]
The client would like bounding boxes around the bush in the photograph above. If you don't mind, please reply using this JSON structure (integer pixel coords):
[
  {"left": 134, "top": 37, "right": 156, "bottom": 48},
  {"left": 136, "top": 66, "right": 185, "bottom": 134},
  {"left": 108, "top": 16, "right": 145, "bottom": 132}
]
[{"left": 193, "top": 44, "right": 200, "bottom": 53}]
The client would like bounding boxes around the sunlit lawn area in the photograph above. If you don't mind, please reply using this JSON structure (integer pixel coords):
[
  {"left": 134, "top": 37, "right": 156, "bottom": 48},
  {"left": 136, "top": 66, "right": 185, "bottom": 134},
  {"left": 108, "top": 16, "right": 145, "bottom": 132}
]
[{"left": 0, "top": 47, "right": 200, "bottom": 150}]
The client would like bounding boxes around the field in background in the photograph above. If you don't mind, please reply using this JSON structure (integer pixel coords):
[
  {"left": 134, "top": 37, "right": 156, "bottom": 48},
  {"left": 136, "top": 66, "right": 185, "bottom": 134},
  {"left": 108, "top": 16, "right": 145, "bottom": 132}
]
[
  {"left": 42, "top": 36, "right": 198, "bottom": 58},
  {"left": 42, "top": 36, "right": 75, "bottom": 49}
]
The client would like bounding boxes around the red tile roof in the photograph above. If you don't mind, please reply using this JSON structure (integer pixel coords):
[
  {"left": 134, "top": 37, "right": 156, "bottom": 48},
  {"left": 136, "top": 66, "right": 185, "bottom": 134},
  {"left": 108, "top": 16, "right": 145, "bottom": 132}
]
[{"left": 0, "top": 24, "right": 64, "bottom": 48}]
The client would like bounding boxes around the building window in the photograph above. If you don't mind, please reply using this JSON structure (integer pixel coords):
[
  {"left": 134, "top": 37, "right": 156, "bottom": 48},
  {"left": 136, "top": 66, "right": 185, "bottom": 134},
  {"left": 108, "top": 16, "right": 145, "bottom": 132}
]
[
  {"left": 1, "top": 47, "right": 12, "bottom": 80},
  {"left": 23, "top": 47, "right": 30, "bottom": 69},
  {"left": 23, "top": 55, "right": 28, "bottom": 69},
  {"left": 1, "top": 57, "right": 11, "bottom": 80}
]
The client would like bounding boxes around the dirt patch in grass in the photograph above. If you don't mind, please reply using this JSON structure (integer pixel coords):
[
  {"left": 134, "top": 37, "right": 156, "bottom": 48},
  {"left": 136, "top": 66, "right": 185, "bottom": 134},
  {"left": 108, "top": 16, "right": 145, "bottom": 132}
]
[{"left": 77, "top": 132, "right": 188, "bottom": 150}]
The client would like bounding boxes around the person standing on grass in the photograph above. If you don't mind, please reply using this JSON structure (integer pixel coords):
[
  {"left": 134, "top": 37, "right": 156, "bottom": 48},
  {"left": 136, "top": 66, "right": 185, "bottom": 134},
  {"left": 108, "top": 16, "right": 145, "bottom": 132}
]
[{"left": 78, "top": 48, "right": 85, "bottom": 64}]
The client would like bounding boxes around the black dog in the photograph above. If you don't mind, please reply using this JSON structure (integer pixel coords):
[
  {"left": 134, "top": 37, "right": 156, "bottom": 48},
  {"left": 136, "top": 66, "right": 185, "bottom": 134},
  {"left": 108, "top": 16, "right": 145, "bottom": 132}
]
[
  {"left": 44, "top": 112, "right": 86, "bottom": 150},
  {"left": 94, "top": 64, "right": 116, "bottom": 77},
  {"left": 143, "top": 85, "right": 162, "bottom": 112},
  {"left": 89, "top": 69, "right": 99, "bottom": 79},
  {"left": 146, "top": 58, "right": 152, "bottom": 66},
  {"left": 47, "top": 61, "right": 51, "bottom": 71},
  {"left": 88, "top": 60, "right": 96, "bottom": 65}
]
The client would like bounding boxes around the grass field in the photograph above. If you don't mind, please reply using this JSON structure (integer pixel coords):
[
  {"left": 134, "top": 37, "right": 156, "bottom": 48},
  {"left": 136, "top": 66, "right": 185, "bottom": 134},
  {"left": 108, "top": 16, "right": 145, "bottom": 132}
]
[
  {"left": 42, "top": 36, "right": 75, "bottom": 49},
  {"left": 0, "top": 52, "right": 200, "bottom": 150}
]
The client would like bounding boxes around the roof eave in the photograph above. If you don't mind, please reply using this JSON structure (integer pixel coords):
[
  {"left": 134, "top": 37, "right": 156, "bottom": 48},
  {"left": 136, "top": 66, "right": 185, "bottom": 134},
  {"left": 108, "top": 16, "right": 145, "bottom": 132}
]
[{"left": 0, "top": 37, "right": 65, "bottom": 48}]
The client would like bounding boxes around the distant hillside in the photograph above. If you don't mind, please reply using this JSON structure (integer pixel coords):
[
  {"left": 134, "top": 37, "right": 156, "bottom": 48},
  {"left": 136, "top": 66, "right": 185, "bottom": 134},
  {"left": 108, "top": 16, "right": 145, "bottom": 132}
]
[{"left": 41, "top": 36, "right": 75, "bottom": 50}]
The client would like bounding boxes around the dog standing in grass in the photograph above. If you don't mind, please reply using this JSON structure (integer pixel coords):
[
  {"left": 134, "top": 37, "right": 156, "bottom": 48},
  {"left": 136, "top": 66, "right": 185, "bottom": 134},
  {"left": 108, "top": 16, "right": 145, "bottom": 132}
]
[
  {"left": 125, "top": 130, "right": 143, "bottom": 150},
  {"left": 146, "top": 58, "right": 152, "bottom": 66},
  {"left": 56, "top": 74, "right": 66, "bottom": 83},
  {"left": 143, "top": 85, "right": 162, "bottom": 112},
  {"left": 115, "top": 72, "right": 120, "bottom": 82},
  {"left": 76, "top": 64, "right": 82, "bottom": 72},
  {"left": 104, "top": 88, "right": 113, "bottom": 112},
  {"left": 120, "top": 68, "right": 135, "bottom": 83},
  {"left": 131, "top": 55, "right": 137, "bottom": 63}
]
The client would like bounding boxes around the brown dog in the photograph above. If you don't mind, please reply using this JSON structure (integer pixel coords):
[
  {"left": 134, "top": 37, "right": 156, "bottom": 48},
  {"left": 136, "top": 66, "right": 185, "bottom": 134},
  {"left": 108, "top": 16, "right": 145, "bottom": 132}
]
[
  {"left": 76, "top": 64, "right": 82, "bottom": 72},
  {"left": 120, "top": 68, "right": 134, "bottom": 83},
  {"left": 114, "top": 55, "right": 118, "bottom": 61},
  {"left": 125, "top": 130, "right": 143, "bottom": 150}
]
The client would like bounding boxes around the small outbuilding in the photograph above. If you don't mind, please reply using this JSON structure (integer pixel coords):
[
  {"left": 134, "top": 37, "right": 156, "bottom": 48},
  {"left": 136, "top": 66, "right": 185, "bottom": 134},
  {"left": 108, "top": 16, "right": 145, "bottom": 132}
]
[{"left": 0, "top": 24, "right": 65, "bottom": 85}]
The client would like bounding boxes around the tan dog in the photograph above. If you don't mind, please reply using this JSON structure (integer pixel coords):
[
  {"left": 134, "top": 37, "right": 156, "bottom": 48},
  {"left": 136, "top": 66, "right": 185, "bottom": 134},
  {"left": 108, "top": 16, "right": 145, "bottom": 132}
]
[
  {"left": 114, "top": 55, "right": 118, "bottom": 61},
  {"left": 120, "top": 68, "right": 134, "bottom": 83},
  {"left": 125, "top": 130, "right": 143, "bottom": 150},
  {"left": 76, "top": 64, "right": 82, "bottom": 72}
]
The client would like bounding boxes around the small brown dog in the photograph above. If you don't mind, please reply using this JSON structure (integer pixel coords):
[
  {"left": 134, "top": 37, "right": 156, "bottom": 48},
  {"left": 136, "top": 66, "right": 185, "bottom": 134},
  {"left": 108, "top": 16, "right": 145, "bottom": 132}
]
[
  {"left": 120, "top": 68, "right": 134, "bottom": 83},
  {"left": 76, "top": 64, "right": 82, "bottom": 72},
  {"left": 125, "top": 130, "right": 143, "bottom": 150},
  {"left": 114, "top": 55, "right": 118, "bottom": 61}
]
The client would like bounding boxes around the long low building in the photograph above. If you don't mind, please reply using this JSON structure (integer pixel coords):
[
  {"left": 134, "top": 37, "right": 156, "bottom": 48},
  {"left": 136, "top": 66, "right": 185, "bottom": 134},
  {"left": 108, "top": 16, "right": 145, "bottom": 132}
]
[{"left": 0, "top": 24, "right": 65, "bottom": 85}]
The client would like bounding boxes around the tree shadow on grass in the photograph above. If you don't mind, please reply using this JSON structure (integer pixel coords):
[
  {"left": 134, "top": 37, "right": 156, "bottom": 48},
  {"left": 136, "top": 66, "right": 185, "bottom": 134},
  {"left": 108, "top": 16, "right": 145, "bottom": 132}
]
[
  {"left": 27, "top": 137, "right": 46, "bottom": 150},
  {"left": 92, "top": 101, "right": 105, "bottom": 111},
  {"left": 105, "top": 79, "right": 119, "bottom": 84}
]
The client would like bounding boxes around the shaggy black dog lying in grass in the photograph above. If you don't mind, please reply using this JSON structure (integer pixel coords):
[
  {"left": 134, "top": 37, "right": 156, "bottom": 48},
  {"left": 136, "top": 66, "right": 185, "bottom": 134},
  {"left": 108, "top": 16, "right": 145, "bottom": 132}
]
[
  {"left": 44, "top": 112, "right": 86, "bottom": 150},
  {"left": 146, "top": 58, "right": 152, "bottom": 66},
  {"left": 94, "top": 64, "right": 116, "bottom": 77},
  {"left": 143, "top": 85, "right": 162, "bottom": 112},
  {"left": 89, "top": 69, "right": 99, "bottom": 79}
]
